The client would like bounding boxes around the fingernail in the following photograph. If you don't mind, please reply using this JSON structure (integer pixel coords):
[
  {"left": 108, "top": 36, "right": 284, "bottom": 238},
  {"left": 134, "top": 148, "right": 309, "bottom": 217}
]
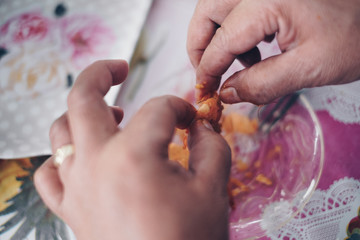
[
  {"left": 202, "top": 120, "right": 214, "bottom": 131},
  {"left": 220, "top": 87, "right": 241, "bottom": 103}
]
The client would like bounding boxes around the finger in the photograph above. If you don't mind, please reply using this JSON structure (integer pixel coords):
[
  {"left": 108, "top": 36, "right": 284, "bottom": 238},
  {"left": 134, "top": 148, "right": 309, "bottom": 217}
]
[
  {"left": 188, "top": 120, "right": 231, "bottom": 192},
  {"left": 48, "top": 113, "right": 75, "bottom": 185},
  {"left": 49, "top": 106, "right": 121, "bottom": 173},
  {"left": 122, "top": 96, "right": 196, "bottom": 161},
  {"left": 186, "top": 0, "right": 241, "bottom": 68},
  {"left": 220, "top": 46, "right": 316, "bottom": 104},
  {"left": 50, "top": 113, "right": 72, "bottom": 153},
  {"left": 187, "top": 9, "right": 219, "bottom": 68},
  {"left": 196, "top": 1, "right": 280, "bottom": 98},
  {"left": 50, "top": 107, "right": 123, "bottom": 154},
  {"left": 34, "top": 157, "right": 64, "bottom": 218},
  {"left": 67, "top": 60, "right": 128, "bottom": 152}
]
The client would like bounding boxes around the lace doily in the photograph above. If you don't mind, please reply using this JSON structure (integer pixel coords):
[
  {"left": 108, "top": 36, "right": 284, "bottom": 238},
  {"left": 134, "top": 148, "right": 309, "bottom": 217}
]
[
  {"left": 265, "top": 177, "right": 360, "bottom": 240},
  {"left": 304, "top": 81, "right": 360, "bottom": 124}
]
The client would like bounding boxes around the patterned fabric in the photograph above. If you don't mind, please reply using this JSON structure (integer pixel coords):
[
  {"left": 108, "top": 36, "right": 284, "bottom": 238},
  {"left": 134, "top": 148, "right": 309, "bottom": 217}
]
[{"left": 0, "top": 0, "right": 152, "bottom": 159}]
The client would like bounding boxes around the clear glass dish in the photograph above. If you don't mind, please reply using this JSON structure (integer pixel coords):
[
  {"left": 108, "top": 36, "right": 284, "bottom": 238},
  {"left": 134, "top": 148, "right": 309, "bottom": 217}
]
[{"left": 227, "top": 94, "right": 324, "bottom": 239}]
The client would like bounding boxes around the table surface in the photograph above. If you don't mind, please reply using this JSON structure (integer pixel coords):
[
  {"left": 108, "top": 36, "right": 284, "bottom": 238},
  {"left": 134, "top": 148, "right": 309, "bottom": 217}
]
[{"left": 1, "top": 0, "right": 360, "bottom": 240}]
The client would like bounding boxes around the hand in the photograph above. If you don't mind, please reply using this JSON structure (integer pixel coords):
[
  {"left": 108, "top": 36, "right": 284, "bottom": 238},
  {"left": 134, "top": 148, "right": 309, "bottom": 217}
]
[
  {"left": 187, "top": 0, "right": 360, "bottom": 104},
  {"left": 34, "top": 60, "right": 231, "bottom": 240}
]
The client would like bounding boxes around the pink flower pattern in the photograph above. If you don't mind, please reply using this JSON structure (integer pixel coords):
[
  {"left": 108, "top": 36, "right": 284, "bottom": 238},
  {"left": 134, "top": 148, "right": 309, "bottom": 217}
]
[
  {"left": 59, "top": 14, "right": 116, "bottom": 69},
  {"left": 0, "top": 12, "right": 51, "bottom": 47},
  {"left": 0, "top": 8, "right": 116, "bottom": 99}
]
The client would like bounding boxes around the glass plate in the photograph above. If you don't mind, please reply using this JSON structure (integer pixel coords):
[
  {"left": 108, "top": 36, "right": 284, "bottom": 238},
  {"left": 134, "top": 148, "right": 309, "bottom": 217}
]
[{"left": 227, "top": 94, "right": 324, "bottom": 239}]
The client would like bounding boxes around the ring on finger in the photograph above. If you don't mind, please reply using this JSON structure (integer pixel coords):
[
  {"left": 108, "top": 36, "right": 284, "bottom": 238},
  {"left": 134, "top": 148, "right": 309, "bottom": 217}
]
[{"left": 53, "top": 144, "right": 75, "bottom": 168}]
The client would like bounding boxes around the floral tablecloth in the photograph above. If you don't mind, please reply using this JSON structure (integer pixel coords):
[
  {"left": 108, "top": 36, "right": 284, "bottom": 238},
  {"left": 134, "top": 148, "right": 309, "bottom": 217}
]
[
  {"left": 0, "top": 0, "right": 152, "bottom": 159},
  {"left": 1, "top": 0, "right": 359, "bottom": 239}
]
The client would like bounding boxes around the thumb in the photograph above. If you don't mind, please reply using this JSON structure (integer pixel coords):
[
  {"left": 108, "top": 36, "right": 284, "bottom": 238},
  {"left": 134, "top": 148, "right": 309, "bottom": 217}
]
[
  {"left": 188, "top": 120, "right": 231, "bottom": 192},
  {"left": 220, "top": 45, "right": 319, "bottom": 105}
]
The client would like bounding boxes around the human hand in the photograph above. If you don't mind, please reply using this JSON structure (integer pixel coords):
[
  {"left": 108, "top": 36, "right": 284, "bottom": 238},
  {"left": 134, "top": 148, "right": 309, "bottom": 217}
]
[
  {"left": 34, "top": 60, "right": 231, "bottom": 240},
  {"left": 187, "top": 0, "right": 360, "bottom": 104}
]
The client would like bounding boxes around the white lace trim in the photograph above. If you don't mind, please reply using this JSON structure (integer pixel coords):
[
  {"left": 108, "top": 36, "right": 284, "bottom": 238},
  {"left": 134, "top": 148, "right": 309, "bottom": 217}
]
[
  {"left": 265, "top": 177, "right": 360, "bottom": 240},
  {"left": 304, "top": 81, "right": 360, "bottom": 124}
]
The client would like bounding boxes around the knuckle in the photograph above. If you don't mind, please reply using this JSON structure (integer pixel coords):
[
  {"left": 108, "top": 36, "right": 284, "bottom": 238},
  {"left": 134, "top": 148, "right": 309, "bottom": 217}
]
[
  {"left": 49, "top": 119, "right": 63, "bottom": 142},
  {"left": 115, "top": 144, "right": 145, "bottom": 171},
  {"left": 239, "top": 77, "right": 267, "bottom": 104},
  {"left": 247, "top": 83, "right": 263, "bottom": 100},
  {"left": 67, "top": 85, "right": 89, "bottom": 108},
  {"left": 67, "top": 86, "right": 81, "bottom": 106},
  {"left": 213, "top": 26, "right": 231, "bottom": 51},
  {"left": 67, "top": 60, "right": 108, "bottom": 106}
]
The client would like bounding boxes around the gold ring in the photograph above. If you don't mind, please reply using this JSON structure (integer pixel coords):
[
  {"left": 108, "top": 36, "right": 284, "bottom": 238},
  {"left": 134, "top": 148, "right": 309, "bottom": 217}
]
[{"left": 54, "top": 144, "right": 75, "bottom": 167}]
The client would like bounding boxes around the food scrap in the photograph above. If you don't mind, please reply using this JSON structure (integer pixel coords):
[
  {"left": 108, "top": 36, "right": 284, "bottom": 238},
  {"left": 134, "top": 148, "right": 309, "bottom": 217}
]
[
  {"left": 222, "top": 112, "right": 258, "bottom": 135},
  {"left": 168, "top": 143, "right": 189, "bottom": 170},
  {"left": 195, "top": 83, "right": 205, "bottom": 89},
  {"left": 168, "top": 128, "right": 189, "bottom": 169},
  {"left": 168, "top": 104, "right": 276, "bottom": 209},
  {"left": 196, "top": 92, "right": 223, "bottom": 132},
  {"left": 255, "top": 174, "right": 273, "bottom": 186},
  {"left": 229, "top": 178, "right": 251, "bottom": 195}
]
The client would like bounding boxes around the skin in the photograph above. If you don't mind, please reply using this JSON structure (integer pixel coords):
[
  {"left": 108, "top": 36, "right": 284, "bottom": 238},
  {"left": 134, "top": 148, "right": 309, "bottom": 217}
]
[
  {"left": 187, "top": 0, "right": 360, "bottom": 105},
  {"left": 34, "top": 60, "right": 231, "bottom": 240},
  {"left": 34, "top": 0, "right": 360, "bottom": 237}
]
